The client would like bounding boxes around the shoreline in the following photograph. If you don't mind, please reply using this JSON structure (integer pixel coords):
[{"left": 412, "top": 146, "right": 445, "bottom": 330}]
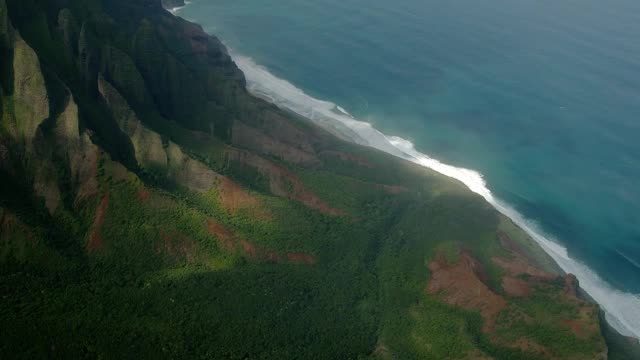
[
  {"left": 167, "top": 0, "right": 190, "bottom": 14},
  {"left": 170, "top": 1, "right": 640, "bottom": 341}
]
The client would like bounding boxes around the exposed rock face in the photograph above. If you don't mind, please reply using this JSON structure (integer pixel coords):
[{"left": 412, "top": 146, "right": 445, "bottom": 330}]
[
  {"left": 564, "top": 273, "right": 579, "bottom": 297},
  {"left": 217, "top": 177, "right": 263, "bottom": 215},
  {"left": 427, "top": 230, "right": 609, "bottom": 358},
  {"left": 11, "top": 34, "right": 48, "bottom": 146},
  {"left": 98, "top": 75, "right": 166, "bottom": 170},
  {"left": 71, "top": 133, "right": 100, "bottom": 201},
  {"left": 53, "top": 95, "right": 80, "bottom": 146},
  {"left": 98, "top": 74, "right": 223, "bottom": 192},
  {"left": 501, "top": 276, "right": 530, "bottom": 297},
  {"left": 87, "top": 193, "right": 109, "bottom": 253},
  {"left": 165, "top": 142, "right": 223, "bottom": 192},
  {"left": 129, "top": 11, "right": 243, "bottom": 138}
]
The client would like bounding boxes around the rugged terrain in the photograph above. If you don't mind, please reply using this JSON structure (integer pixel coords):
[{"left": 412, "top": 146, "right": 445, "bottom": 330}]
[{"left": 0, "top": 0, "right": 638, "bottom": 358}]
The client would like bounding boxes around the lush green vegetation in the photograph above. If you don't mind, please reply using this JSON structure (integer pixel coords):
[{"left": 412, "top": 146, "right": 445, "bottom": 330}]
[{"left": 0, "top": 0, "right": 629, "bottom": 358}]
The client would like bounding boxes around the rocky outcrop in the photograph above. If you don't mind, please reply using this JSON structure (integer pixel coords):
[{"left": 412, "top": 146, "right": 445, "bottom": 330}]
[
  {"left": 70, "top": 133, "right": 100, "bottom": 201},
  {"left": 130, "top": 14, "right": 242, "bottom": 138},
  {"left": 98, "top": 74, "right": 223, "bottom": 192},
  {"left": 98, "top": 75, "right": 166, "bottom": 170},
  {"left": 11, "top": 34, "right": 48, "bottom": 146},
  {"left": 165, "top": 142, "right": 223, "bottom": 192}
]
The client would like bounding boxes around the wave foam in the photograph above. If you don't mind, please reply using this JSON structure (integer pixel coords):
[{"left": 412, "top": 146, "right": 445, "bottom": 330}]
[
  {"left": 168, "top": 0, "right": 191, "bottom": 14},
  {"left": 232, "top": 53, "right": 640, "bottom": 339}
]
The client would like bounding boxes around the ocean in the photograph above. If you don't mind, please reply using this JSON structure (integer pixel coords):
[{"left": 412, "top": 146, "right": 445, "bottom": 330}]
[{"left": 174, "top": 0, "right": 640, "bottom": 337}]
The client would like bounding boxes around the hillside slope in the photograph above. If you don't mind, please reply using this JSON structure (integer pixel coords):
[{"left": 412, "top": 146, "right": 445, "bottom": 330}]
[{"left": 0, "top": 0, "right": 636, "bottom": 358}]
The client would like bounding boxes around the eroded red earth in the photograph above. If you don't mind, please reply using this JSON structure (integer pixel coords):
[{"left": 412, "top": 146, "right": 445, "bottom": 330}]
[
  {"left": 86, "top": 193, "right": 109, "bottom": 253},
  {"left": 205, "top": 218, "right": 316, "bottom": 265}
]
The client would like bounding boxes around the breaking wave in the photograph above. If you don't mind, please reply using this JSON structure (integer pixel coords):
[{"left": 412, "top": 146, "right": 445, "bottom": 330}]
[{"left": 168, "top": 0, "right": 191, "bottom": 14}]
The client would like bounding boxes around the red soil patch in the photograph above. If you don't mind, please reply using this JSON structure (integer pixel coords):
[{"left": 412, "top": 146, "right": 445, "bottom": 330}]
[
  {"left": 272, "top": 162, "right": 344, "bottom": 216},
  {"left": 137, "top": 189, "right": 151, "bottom": 202},
  {"left": 226, "top": 149, "right": 344, "bottom": 216},
  {"left": 427, "top": 253, "right": 506, "bottom": 332},
  {"left": 206, "top": 219, "right": 236, "bottom": 252},
  {"left": 562, "top": 319, "right": 588, "bottom": 338},
  {"left": 264, "top": 250, "right": 282, "bottom": 263},
  {"left": 239, "top": 239, "right": 283, "bottom": 263},
  {"left": 502, "top": 276, "right": 530, "bottom": 297},
  {"left": 205, "top": 218, "right": 316, "bottom": 265},
  {"left": 86, "top": 194, "right": 109, "bottom": 253},
  {"left": 239, "top": 239, "right": 259, "bottom": 258},
  {"left": 495, "top": 231, "right": 552, "bottom": 275},
  {"left": 286, "top": 252, "right": 317, "bottom": 265},
  {"left": 494, "top": 232, "right": 559, "bottom": 277},
  {"left": 218, "top": 178, "right": 263, "bottom": 214},
  {"left": 74, "top": 141, "right": 100, "bottom": 201},
  {"left": 564, "top": 273, "right": 579, "bottom": 297},
  {"left": 321, "top": 150, "right": 375, "bottom": 168}
]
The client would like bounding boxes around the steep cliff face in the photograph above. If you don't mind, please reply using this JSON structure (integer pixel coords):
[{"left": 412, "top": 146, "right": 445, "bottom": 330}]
[{"left": 0, "top": 0, "right": 636, "bottom": 359}]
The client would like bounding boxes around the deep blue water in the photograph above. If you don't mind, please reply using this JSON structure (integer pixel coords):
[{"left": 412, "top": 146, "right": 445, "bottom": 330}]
[{"left": 177, "top": 0, "right": 640, "bottom": 335}]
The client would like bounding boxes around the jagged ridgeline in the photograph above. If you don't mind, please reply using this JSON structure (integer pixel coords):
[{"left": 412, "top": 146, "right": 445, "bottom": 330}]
[{"left": 1, "top": 0, "right": 638, "bottom": 358}]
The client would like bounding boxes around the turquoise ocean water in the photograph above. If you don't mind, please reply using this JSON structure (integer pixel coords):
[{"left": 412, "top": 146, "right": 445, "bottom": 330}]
[{"left": 175, "top": 0, "right": 640, "bottom": 337}]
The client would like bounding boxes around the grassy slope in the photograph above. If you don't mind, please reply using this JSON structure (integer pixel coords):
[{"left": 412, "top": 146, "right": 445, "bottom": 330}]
[{"left": 0, "top": 0, "right": 631, "bottom": 358}]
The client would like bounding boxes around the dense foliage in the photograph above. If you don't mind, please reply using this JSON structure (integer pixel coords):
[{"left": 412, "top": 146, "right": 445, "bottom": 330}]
[{"left": 1, "top": 0, "right": 637, "bottom": 359}]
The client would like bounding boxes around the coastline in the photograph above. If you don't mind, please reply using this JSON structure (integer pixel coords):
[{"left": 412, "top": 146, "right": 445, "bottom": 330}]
[
  {"left": 171, "top": 2, "right": 640, "bottom": 342},
  {"left": 166, "top": 0, "right": 189, "bottom": 14}
]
